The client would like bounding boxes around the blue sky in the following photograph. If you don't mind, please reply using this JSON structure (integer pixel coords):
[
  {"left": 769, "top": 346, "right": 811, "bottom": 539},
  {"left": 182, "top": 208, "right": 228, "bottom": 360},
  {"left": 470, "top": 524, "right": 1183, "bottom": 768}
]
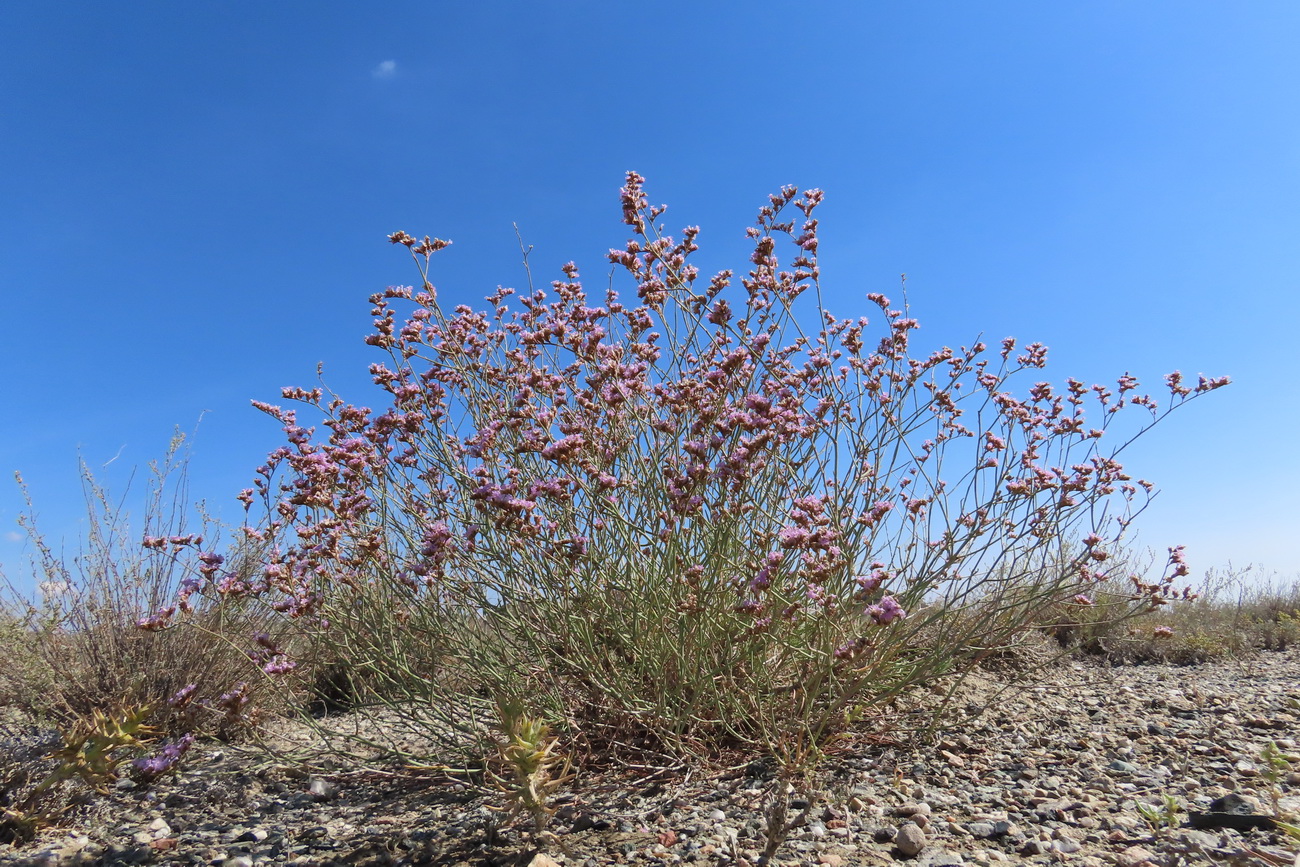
[{"left": 2, "top": 3, "right": 1297, "bottom": 595}]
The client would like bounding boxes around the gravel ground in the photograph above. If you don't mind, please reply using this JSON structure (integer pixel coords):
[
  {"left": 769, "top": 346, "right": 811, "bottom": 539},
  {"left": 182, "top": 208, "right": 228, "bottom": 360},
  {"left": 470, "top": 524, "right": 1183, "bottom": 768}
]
[{"left": 3, "top": 648, "right": 1299, "bottom": 867}]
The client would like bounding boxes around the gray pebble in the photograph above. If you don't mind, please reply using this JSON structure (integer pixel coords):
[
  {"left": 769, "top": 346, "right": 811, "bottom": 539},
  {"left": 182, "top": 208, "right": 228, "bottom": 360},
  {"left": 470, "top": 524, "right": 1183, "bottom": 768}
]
[{"left": 896, "top": 822, "right": 926, "bottom": 857}]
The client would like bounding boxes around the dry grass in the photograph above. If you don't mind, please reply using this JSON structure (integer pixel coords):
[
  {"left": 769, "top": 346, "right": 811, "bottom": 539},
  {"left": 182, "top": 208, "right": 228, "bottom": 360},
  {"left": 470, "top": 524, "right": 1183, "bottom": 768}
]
[
  {"left": 1033, "top": 565, "right": 1300, "bottom": 665},
  {"left": 0, "top": 434, "right": 290, "bottom": 741}
]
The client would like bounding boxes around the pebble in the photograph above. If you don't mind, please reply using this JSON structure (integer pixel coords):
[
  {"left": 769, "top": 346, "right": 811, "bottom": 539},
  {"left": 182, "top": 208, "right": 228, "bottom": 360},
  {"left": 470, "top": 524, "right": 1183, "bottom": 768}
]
[
  {"left": 1115, "top": 844, "right": 1157, "bottom": 867},
  {"left": 896, "top": 822, "right": 927, "bottom": 856},
  {"left": 308, "top": 777, "right": 339, "bottom": 801}
]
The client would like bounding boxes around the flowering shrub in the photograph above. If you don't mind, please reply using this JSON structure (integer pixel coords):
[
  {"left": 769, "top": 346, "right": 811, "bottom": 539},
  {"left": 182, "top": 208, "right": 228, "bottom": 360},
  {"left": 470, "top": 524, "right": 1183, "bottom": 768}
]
[{"left": 155, "top": 174, "right": 1226, "bottom": 771}]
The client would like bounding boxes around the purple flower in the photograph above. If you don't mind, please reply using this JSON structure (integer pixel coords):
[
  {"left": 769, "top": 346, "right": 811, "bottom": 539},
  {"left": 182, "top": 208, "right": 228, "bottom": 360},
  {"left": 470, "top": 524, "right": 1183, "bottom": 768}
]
[
  {"left": 541, "top": 434, "right": 585, "bottom": 462},
  {"left": 263, "top": 656, "right": 297, "bottom": 675},
  {"left": 168, "top": 684, "right": 198, "bottom": 707},
  {"left": 834, "top": 637, "right": 868, "bottom": 660},
  {"left": 867, "top": 595, "right": 906, "bottom": 625},
  {"left": 132, "top": 733, "right": 195, "bottom": 778},
  {"left": 854, "top": 574, "right": 882, "bottom": 593},
  {"left": 137, "top": 606, "right": 175, "bottom": 631},
  {"left": 778, "top": 526, "right": 810, "bottom": 549}
]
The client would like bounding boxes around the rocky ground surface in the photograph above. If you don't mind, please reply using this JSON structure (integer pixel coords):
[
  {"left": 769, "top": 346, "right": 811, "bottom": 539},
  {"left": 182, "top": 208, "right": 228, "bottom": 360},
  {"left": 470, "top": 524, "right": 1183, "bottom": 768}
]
[{"left": 3, "top": 647, "right": 1300, "bottom": 867}]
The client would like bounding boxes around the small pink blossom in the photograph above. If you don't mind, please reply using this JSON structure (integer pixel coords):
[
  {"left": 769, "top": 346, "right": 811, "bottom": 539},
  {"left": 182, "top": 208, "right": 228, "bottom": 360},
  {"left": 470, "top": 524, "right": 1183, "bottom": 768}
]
[{"left": 867, "top": 595, "right": 906, "bottom": 625}]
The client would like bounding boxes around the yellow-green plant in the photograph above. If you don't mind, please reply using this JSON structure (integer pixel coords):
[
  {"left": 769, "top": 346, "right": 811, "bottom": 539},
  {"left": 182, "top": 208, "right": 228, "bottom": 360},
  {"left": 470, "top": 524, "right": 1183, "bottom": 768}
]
[
  {"left": 1136, "top": 793, "right": 1182, "bottom": 831},
  {"left": 485, "top": 696, "right": 574, "bottom": 850},
  {"left": 1253, "top": 741, "right": 1300, "bottom": 850},
  {"left": 1263, "top": 610, "right": 1300, "bottom": 651},
  {"left": 48, "top": 704, "right": 159, "bottom": 792},
  {"left": 1, "top": 703, "right": 156, "bottom": 843},
  {"left": 1258, "top": 740, "right": 1298, "bottom": 819}
]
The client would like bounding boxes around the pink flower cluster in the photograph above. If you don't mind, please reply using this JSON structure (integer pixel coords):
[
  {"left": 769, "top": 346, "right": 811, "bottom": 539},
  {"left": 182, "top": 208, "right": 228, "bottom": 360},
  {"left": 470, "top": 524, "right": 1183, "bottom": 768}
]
[{"left": 149, "top": 174, "right": 1228, "bottom": 708}]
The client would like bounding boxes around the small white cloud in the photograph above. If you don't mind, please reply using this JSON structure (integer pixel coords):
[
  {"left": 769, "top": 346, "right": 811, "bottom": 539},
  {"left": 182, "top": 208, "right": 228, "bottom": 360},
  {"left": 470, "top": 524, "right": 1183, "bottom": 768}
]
[
  {"left": 372, "top": 60, "right": 397, "bottom": 79},
  {"left": 3, "top": 531, "right": 20, "bottom": 543}
]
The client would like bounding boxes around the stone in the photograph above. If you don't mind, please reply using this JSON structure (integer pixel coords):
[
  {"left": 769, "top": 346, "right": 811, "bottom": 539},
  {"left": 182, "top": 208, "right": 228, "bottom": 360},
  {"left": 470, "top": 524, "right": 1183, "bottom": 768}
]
[
  {"left": 308, "top": 778, "right": 339, "bottom": 801},
  {"left": 1207, "top": 792, "right": 1259, "bottom": 814},
  {"left": 1114, "top": 845, "right": 1156, "bottom": 867},
  {"left": 896, "top": 822, "right": 926, "bottom": 857},
  {"left": 52, "top": 835, "right": 95, "bottom": 862},
  {"left": 1018, "top": 839, "right": 1047, "bottom": 855},
  {"left": 992, "top": 820, "right": 1020, "bottom": 838}
]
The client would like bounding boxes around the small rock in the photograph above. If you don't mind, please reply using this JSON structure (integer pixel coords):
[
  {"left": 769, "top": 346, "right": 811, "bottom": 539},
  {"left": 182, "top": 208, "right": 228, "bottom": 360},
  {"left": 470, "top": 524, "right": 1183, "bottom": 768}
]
[
  {"left": 896, "top": 822, "right": 926, "bottom": 857},
  {"left": 1107, "top": 759, "right": 1139, "bottom": 775},
  {"left": 1023, "top": 839, "right": 1055, "bottom": 855},
  {"left": 992, "top": 820, "right": 1020, "bottom": 838},
  {"left": 918, "top": 851, "right": 964, "bottom": 866},
  {"left": 308, "top": 778, "right": 339, "bottom": 801},
  {"left": 895, "top": 802, "right": 933, "bottom": 818},
  {"left": 1115, "top": 845, "right": 1156, "bottom": 867},
  {"left": 54, "top": 835, "right": 93, "bottom": 859},
  {"left": 1173, "top": 829, "right": 1222, "bottom": 849},
  {"left": 818, "top": 855, "right": 845, "bottom": 867},
  {"left": 1207, "top": 792, "right": 1259, "bottom": 814},
  {"left": 223, "top": 858, "right": 254, "bottom": 867}
]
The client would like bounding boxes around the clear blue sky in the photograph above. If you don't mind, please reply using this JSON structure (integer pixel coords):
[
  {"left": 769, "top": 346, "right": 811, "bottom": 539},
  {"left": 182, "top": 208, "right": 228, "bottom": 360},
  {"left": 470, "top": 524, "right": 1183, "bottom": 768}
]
[{"left": 2, "top": 3, "right": 1297, "bottom": 595}]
